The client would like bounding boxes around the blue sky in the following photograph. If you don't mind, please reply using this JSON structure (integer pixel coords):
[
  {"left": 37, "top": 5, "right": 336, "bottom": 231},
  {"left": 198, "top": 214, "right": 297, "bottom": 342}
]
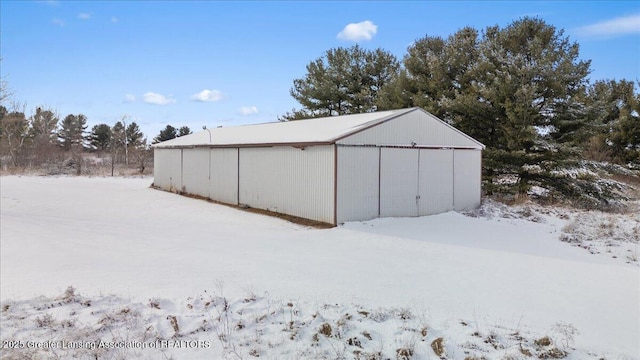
[{"left": 1, "top": 1, "right": 639, "bottom": 140}]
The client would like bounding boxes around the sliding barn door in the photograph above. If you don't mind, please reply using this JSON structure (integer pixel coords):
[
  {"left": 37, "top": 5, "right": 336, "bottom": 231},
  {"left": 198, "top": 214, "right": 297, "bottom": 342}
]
[
  {"left": 379, "top": 148, "right": 419, "bottom": 217},
  {"left": 418, "top": 149, "right": 454, "bottom": 216}
]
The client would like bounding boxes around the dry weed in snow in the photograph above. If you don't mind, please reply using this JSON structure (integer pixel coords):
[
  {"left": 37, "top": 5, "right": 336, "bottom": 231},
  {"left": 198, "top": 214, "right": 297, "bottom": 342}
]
[
  {"left": 467, "top": 199, "right": 640, "bottom": 266},
  {"left": 1, "top": 287, "right": 609, "bottom": 360},
  {"left": 559, "top": 202, "right": 640, "bottom": 264}
]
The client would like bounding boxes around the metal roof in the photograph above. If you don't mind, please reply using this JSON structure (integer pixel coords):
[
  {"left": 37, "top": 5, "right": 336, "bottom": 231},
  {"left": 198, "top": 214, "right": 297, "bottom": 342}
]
[{"left": 153, "top": 108, "right": 417, "bottom": 148}]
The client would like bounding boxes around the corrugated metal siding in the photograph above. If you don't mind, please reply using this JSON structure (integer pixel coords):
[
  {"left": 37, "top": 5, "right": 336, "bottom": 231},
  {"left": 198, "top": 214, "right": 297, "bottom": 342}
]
[
  {"left": 238, "top": 145, "right": 335, "bottom": 224},
  {"left": 182, "top": 148, "right": 210, "bottom": 197},
  {"left": 454, "top": 149, "right": 482, "bottom": 211},
  {"left": 153, "top": 148, "right": 182, "bottom": 192},
  {"left": 338, "top": 111, "right": 481, "bottom": 148},
  {"left": 418, "top": 149, "right": 454, "bottom": 215},
  {"left": 209, "top": 148, "right": 239, "bottom": 205},
  {"left": 336, "top": 146, "right": 379, "bottom": 223},
  {"left": 379, "top": 148, "right": 419, "bottom": 217}
]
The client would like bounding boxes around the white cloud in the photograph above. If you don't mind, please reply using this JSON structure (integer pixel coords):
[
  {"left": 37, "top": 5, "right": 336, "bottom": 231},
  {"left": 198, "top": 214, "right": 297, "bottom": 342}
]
[
  {"left": 239, "top": 106, "right": 258, "bottom": 116},
  {"left": 111, "top": 17, "right": 119, "bottom": 23},
  {"left": 191, "top": 89, "right": 223, "bottom": 102},
  {"left": 52, "top": 18, "right": 65, "bottom": 27},
  {"left": 78, "top": 13, "right": 91, "bottom": 20},
  {"left": 578, "top": 14, "right": 640, "bottom": 37},
  {"left": 143, "top": 92, "right": 176, "bottom": 105},
  {"left": 124, "top": 94, "right": 136, "bottom": 103},
  {"left": 337, "top": 20, "right": 378, "bottom": 41}
]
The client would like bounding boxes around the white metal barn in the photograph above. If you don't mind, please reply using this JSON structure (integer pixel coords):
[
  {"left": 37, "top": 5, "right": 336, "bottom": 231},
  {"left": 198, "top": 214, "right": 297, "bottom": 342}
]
[{"left": 153, "top": 107, "right": 485, "bottom": 225}]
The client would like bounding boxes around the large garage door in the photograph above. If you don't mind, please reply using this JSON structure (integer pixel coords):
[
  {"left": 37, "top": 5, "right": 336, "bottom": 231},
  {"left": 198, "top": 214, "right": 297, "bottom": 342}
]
[
  {"left": 418, "top": 149, "right": 454, "bottom": 215},
  {"left": 380, "top": 148, "right": 455, "bottom": 217},
  {"left": 380, "top": 148, "right": 419, "bottom": 217}
]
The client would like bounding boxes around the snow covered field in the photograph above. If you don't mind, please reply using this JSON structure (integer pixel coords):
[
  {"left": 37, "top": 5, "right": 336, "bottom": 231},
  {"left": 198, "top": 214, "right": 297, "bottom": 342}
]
[{"left": 1, "top": 176, "right": 638, "bottom": 359}]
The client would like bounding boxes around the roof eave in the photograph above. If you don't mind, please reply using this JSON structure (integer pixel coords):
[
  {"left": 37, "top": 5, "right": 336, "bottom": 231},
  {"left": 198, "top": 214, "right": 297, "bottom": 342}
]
[{"left": 153, "top": 140, "right": 336, "bottom": 149}]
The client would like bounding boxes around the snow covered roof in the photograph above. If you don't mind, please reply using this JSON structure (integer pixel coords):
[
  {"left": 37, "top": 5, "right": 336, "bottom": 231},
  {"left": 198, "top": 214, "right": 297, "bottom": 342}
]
[{"left": 153, "top": 108, "right": 416, "bottom": 148}]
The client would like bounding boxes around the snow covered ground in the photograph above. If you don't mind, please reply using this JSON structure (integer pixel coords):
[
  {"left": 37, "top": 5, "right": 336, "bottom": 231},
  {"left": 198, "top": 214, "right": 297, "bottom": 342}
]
[{"left": 1, "top": 176, "right": 638, "bottom": 359}]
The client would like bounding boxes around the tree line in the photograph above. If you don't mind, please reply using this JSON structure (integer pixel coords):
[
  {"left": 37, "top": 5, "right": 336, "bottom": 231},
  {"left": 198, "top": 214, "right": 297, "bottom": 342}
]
[
  {"left": 0, "top": 102, "right": 193, "bottom": 175},
  {"left": 282, "top": 17, "right": 639, "bottom": 207}
]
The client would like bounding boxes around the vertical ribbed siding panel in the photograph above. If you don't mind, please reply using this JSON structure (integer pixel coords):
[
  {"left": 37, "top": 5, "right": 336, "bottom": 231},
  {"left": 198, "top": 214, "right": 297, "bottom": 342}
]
[
  {"left": 418, "top": 149, "right": 454, "bottom": 215},
  {"left": 209, "top": 148, "right": 239, "bottom": 205},
  {"left": 454, "top": 149, "right": 482, "bottom": 211},
  {"left": 238, "top": 146, "right": 334, "bottom": 224},
  {"left": 336, "top": 146, "right": 379, "bottom": 223},
  {"left": 379, "top": 148, "right": 419, "bottom": 217},
  {"left": 182, "top": 148, "right": 210, "bottom": 198},
  {"left": 339, "top": 111, "right": 481, "bottom": 148},
  {"left": 153, "top": 148, "right": 182, "bottom": 192}
]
